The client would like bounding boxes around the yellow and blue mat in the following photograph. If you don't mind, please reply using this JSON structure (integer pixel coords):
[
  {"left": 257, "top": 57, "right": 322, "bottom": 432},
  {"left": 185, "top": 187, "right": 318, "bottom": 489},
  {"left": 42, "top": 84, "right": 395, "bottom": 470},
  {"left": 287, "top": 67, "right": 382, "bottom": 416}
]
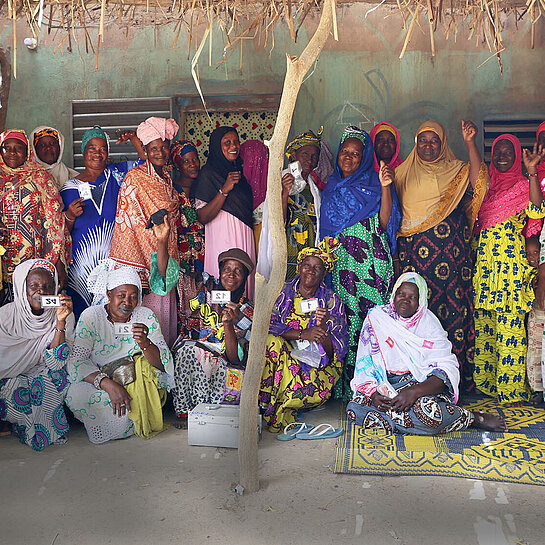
[{"left": 333, "top": 398, "right": 545, "bottom": 485}]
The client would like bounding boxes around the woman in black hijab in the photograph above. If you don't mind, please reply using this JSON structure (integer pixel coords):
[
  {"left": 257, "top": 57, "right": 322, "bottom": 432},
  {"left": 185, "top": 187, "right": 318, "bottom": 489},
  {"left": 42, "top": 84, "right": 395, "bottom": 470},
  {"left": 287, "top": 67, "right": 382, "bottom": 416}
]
[{"left": 192, "top": 126, "right": 256, "bottom": 296}]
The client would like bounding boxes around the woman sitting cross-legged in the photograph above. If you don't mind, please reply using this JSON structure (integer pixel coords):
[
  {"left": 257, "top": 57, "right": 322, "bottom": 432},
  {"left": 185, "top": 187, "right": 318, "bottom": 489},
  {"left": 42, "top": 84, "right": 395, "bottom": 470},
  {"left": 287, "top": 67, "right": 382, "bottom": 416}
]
[
  {"left": 259, "top": 238, "right": 348, "bottom": 432},
  {"left": 0, "top": 259, "right": 74, "bottom": 450},
  {"left": 149, "top": 215, "right": 254, "bottom": 429},
  {"left": 347, "top": 272, "right": 506, "bottom": 435},
  {"left": 65, "top": 260, "right": 173, "bottom": 444}
]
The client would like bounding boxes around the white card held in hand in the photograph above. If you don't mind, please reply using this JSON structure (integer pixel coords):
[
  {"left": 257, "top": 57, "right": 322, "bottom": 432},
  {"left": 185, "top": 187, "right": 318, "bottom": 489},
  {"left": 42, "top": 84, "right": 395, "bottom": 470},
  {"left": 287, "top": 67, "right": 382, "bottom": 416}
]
[
  {"left": 211, "top": 290, "right": 231, "bottom": 304},
  {"left": 41, "top": 295, "right": 61, "bottom": 308},
  {"left": 114, "top": 323, "right": 132, "bottom": 336},
  {"left": 78, "top": 182, "right": 93, "bottom": 200},
  {"left": 300, "top": 298, "right": 319, "bottom": 313}
]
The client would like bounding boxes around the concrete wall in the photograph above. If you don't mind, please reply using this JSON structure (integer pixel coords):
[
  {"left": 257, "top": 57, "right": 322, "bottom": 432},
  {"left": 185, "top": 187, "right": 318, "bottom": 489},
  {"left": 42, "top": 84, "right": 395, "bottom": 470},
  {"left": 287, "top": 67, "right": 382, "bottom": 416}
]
[{"left": 1, "top": 5, "right": 544, "bottom": 164}]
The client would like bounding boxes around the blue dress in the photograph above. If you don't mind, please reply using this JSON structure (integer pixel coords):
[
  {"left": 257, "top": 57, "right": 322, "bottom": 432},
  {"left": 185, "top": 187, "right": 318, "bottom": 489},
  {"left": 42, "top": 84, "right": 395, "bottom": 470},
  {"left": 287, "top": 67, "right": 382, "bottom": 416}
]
[{"left": 61, "top": 161, "right": 139, "bottom": 318}]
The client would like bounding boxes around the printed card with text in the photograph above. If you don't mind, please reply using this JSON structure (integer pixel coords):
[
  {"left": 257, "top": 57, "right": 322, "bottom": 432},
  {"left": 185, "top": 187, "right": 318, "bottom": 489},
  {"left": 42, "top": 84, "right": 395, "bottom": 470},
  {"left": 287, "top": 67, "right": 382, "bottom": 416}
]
[
  {"left": 211, "top": 290, "right": 231, "bottom": 304},
  {"left": 41, "top": 295, "right": 61, "bottom": 308},
  {"left": 300, "top": 298, "right": 319, "bottom": 313},
  {"left": 114, "top": 323, "right": 133, "bottom": 336},
  {"left": 78, "top": 182, "right": 93, "bottom": 201}
]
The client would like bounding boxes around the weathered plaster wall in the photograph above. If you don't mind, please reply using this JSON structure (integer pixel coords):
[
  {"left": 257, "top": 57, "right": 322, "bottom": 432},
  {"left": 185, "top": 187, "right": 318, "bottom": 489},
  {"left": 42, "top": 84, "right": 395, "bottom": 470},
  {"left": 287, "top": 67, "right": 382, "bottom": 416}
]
[{"left": 1, "top": 5, "right": 544, "bottom": 164}]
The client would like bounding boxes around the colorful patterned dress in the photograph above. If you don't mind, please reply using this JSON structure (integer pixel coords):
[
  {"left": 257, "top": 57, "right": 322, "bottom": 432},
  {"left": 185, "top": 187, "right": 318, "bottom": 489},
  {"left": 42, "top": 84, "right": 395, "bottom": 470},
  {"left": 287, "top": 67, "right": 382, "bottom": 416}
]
[
  {"left": 473, "top": 205, "right": 544, "bottom": 403},
  {"left": 61, "top": 161, "right": 139, "bottom": 319},
  {"left": 397, "top": 201, "right": 476, "bottom": 391},
  {"left": 332, "top": 215, "right": 394, "bottom": 401},
  {"left": 260, "top": 278, "right": 348, "bottom": 431}
]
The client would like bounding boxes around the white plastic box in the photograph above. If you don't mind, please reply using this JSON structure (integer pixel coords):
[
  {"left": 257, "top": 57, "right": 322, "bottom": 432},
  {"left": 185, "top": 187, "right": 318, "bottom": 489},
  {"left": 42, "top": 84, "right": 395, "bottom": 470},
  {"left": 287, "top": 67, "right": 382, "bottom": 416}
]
[{"left": 188, "top": 403, "right": 262, "bottom": 449}]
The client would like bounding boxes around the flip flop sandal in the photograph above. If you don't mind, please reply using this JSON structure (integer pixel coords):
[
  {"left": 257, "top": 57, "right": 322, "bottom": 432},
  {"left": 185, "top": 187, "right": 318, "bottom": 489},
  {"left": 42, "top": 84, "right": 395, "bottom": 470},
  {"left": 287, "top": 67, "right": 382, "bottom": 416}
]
[
  {"left": 295, "top": 423, "right": 344, "bottom": 440},
  {"left": 276, "top": 422, "right": 314, "bottom": 441}
]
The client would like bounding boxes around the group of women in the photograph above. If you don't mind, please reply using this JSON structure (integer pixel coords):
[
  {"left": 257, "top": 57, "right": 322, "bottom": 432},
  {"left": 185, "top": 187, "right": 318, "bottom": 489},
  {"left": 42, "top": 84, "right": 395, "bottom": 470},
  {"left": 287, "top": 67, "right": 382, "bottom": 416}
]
[{"left": 1, "top": 113, "right": 544, "bottom": 449}]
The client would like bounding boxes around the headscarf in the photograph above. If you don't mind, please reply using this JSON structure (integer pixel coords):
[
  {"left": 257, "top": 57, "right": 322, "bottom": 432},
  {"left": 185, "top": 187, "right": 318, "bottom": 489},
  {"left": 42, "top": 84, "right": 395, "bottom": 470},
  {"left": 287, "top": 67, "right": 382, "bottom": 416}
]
[
  {"left": 81, "top": 126, "right": 109, "bottom": 155},
  {"left": 170, "top": 140, "right": 198, "bottom": 166},
  {"left": 474, "top": 134, "right": 529, "bottom": 234},
  {"left": 370, "top": 122, "right": 404, "bottom": 172},
  {"left": 394, "top": 120, "right": 471, "bottom": 236},
  {"left": 0, "top": 259, "right": 60, "bottom": 379},
  {"left": 191, "top": 126, "right": 253, "bottom": 228},
  {"left": 285, "top": 127, "right": 322, "bottom": 159},
  {"left": 240, "top": 140, "right": 269, "bottom": 210},
  {"left": 320, "top": 125, "right": 402, "bottom": 253},
  {"left": 1, "top": 130, "right": 28, "bottom": 148},
  {"left": 296, "top": 237, "right": 340, "bottom": 273},
  {"left": 87, "top": 258, "right": 143, "bottom": 307},
  {"left": 351, "top": 271, "right": 461, "bottom": 402},
  {"left": 137, "top": 117, "right": 179, "bottom": 147},
  {"left": 29, "top": 125, "right": 78, "bottom": 189},
  {"left": 390, "top": 272, "right": 429, "bottom": 328}
]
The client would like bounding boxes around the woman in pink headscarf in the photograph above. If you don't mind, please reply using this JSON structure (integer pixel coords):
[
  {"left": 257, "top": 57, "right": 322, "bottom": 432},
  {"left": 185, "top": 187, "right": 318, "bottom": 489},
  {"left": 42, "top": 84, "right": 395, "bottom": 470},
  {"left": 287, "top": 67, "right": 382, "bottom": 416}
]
[
  {"left": 110, "top": 117, "right": 180, "bottom": 346},
  {"left": 473, "top": 133, "right": 545, "bottom": 405},
  {"left": 370, "top": 122, "right": 404, "bottom": 172}
]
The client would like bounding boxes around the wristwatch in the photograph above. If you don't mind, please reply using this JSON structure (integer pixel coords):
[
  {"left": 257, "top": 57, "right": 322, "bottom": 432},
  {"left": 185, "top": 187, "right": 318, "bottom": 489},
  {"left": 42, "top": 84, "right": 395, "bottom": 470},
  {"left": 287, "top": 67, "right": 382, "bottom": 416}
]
[{"left": 93, "top": 372, "right": 108, "bottom": 390}]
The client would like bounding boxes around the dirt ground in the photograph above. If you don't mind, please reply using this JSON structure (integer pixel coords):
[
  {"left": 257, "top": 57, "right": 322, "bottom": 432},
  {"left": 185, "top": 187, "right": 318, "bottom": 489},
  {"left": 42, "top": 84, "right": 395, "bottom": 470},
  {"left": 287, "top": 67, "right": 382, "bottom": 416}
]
[{"left": 1, "top": 401, "right": 544, "bottom": 545}]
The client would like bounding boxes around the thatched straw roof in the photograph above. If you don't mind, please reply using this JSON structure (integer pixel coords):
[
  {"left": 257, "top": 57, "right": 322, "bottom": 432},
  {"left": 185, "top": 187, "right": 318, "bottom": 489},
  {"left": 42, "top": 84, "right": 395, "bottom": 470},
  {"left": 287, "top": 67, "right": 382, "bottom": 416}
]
[{"left": 3, "top": 0, "right": 543, "bottom": 77}]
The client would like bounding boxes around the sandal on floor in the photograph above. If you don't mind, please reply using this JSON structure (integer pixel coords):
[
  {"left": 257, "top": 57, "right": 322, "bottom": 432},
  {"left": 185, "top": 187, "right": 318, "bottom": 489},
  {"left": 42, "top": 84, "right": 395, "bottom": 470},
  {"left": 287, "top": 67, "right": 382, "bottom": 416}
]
[
  {"left": 295, "top": 423, "right": 344, "bottom": 440},
  {"left": 277, "top": 422, "right": 314, "bottom": 441}
]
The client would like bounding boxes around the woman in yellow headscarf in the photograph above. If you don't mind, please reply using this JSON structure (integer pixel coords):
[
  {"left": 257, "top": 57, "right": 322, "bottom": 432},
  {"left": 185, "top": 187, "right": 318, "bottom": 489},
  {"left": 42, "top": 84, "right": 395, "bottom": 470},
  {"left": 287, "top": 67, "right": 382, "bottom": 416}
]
[{"left": 394, "top": 120, "right": 488, "bottom": 394}]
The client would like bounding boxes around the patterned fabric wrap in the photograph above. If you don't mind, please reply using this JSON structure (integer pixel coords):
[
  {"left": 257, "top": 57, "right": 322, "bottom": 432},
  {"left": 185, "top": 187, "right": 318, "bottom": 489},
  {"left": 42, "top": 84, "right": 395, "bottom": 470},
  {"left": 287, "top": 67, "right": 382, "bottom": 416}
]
[
  {"left": 170, "top": 140, "right": 197, "bottom": 166},
  {"left": 110, "top": 160, "right": 179, "bottom": 288},
  {"left": 136, "top": 117, "right": 179, "bottom": 147},
  {"left": 285, "top": 127, "right": 322, "bottom": 159},
  {"left": 268, "top": 277, "right": 348, "bottom": 373},
  {"left": 30, "top": 259, "right": 56, "bottom": 279},
  {"left": 87, "top": 258, "right": 143, "bottom": 306},
  {"left": 33, "top": 128, "right": 59, "bottom": 145},
  {"left": 1, "top": 130, "right": 28, "bottom": 148},
  {"left": 296, "top": 237, "right": 340, "bottom": 273},
  {"left": 81, "top": 127, "right": 108, "bottom": 154},
  {"left": 222, "top": 367, "right": 244, "bottom": 405},
  {"left": 240, "top": 140, "right": 269, "bottom": 209},
  {"left": 526, "top": 308, "right": 545, "bottom": 392}
]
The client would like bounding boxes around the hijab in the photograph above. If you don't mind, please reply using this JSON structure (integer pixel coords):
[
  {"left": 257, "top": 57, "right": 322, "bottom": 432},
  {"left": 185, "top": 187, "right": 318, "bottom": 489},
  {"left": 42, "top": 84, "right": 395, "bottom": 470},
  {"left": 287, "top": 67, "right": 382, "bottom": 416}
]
[
  {"left": 320, "top": 125, "right": 401, "bottom": 253},
  {"left": 394, "top": 120, "right": 470, "bottom": 236},
  {"left": 370, "top": 122, "right": 404, "bottom": 172},
  {"left": 474, "top": 134, "right": 529, "bottom": 234},
  {"left": 191, "top": 126, "right": 253, "bottom": 227},
  {"left": 29, "top": 126, "right": 78, "bottom": 189},
  {"left": 0, "top": 259, "right": 61, "bottom": 379},
  {"left": 240, "top": 140, "right": 269, "bottom": 210}
]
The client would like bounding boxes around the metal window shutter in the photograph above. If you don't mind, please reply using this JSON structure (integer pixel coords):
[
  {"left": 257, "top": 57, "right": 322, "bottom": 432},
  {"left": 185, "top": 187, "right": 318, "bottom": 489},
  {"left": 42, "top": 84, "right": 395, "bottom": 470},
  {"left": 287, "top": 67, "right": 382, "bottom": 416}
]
[
  {"left": 483, "top": 115, "right": 545, "bottom": 162},
  {"left": 71, "top": 97, "right": 174, "bottom": 169}
]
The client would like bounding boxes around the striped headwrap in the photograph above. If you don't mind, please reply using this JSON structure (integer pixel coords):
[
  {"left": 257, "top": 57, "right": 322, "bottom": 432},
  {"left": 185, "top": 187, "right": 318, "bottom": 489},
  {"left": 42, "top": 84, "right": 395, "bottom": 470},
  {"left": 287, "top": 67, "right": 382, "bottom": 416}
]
[
  {"left": 29, "top": 259, "right": 56, "bottom": 279},
  {"left": 340, "top": 125, "right": 368, "bottom": 147},
  {"left": 296, "top": 237, "right": 340, "bottom": 273},
  {"left": 170, "top": 140, "right": 198, "bottom": 166},
  {"left": 285, "top": 127, "right": 323, "bottom": 159},
  {"left": 33, "top": 128, "right": 59, "bottom": 146}
]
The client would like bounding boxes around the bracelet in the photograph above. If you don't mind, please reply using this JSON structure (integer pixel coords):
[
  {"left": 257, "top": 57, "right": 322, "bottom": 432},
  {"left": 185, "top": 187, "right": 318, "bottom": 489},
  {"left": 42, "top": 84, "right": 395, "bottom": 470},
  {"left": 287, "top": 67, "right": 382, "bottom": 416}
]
[
  {"left": 142, "top": 341, "right": 153, "bottom": 351},
  {"left": 63, "top": 213, "right": 75, "bottom": 223},
  {"left": 93, "top": 372, "right": 108, "bottom": 390},
  {"left": 55, "top": 327, "right": 66, "bottom": 333},
  {"left": 298, "top": 329, "right": 303, "bottom": 340},
  {"left": 528, "top": 173, "right": 538, "bottom": 178},
  {"left": 218, "top": 188, "right": 228, "bottom": 197}
]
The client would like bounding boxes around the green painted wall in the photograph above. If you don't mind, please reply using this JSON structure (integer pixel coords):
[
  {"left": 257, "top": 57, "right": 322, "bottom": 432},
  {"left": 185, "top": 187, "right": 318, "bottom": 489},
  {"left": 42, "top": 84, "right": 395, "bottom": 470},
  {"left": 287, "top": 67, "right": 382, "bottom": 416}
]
[{"left": 1, "top": 5, "right": 544, "bottom": 164}]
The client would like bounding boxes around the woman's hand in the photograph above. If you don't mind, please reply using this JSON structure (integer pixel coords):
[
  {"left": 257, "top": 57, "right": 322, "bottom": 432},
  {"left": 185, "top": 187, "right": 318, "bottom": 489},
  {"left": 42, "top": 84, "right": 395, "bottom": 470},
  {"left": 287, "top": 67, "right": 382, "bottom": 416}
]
[
  {"left": 301, "top": 325, "right": 329, "bottom": 343},
  {"left": 221, "top": 302, "right": 239, "bottom": 326},
  {"left": 523, "top": 143, "right": 545, "bottom": 171},
  {"left": 66, "top": 198, "right": 85, "bottom": 221},
  {"left": 132, "top": 323, "right": 151, "bottom": 348},
  {"left": 461, "top": 120, "right": 478, "bottom": 144},
  {"left": 281, "top": 172, "right": 295, "bottom": 196},
  {"left": 222, "top": 171, "right": 241, "bottom": 194},
  {"left": 151, "top": 214, "right": 171, "bottom": 243},
  {"left": 389, "top": 386, "right": 420, "bottom": 412},
  {"left": 370, "top": 391, "right": 392, "bottom": 412},
  {"left": 102, "top": 379, "right": 132, "bottom": 417},
  {"left": 56, "top": 294, "right": 73, "bottom": 322},
  {"left": 115, "top": 130, "right": 137, "bottom": 144},
  {"left": 378, "top": 161, "right": 394, "bottom": 187},
  {"left": 314, "top": 307, "right": 330, "bottom": 329}
]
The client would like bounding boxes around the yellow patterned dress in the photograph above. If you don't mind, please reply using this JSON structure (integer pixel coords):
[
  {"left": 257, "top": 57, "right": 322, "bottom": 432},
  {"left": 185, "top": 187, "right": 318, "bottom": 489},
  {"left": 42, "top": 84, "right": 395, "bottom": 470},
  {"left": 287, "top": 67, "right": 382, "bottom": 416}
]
[
  {"left": 260, "top": 282, "right": 348, "bottom": 432},
  {"left": 473, "top": 204, "right": 545, "bottom": 403}
]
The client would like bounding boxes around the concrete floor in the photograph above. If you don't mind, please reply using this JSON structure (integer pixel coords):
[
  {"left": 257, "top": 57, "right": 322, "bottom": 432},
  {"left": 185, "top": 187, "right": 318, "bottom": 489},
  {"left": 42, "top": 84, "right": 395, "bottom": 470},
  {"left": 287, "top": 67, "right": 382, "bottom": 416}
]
[{"left": 1, "top": 401, "right": 544, "bottom": 545}]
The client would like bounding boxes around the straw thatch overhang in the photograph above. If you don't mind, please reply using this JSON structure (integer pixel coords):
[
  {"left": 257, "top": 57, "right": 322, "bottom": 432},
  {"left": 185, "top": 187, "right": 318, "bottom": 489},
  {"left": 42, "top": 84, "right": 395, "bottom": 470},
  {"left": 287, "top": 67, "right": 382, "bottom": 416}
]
[{"left": 2, "top": 0, "right": 543, "bottom": 76}]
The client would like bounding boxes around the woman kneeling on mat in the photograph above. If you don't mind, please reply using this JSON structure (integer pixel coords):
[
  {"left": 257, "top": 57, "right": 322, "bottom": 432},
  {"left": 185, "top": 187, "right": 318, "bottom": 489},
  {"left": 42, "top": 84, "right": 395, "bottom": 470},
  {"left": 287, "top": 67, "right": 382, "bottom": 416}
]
[{"left": 347, "top": 272, "right": 505, "bottom": 435}]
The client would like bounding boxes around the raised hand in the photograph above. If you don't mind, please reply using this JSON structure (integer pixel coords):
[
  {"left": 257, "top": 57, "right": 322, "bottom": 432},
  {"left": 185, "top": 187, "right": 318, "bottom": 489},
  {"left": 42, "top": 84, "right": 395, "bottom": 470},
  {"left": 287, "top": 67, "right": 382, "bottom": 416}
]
[
  {"left": 523, "top": 143, "right": 545, "bottom": 171},
  {"left": 151, "top": 213, "right": 171, "bottom": 243},
  {"left": 461, "top": 119, "right": 478, "bottom": 143},
  {"left": 378, "top": 161, "right": 394, "bottom": 187},
  {"left": 56, "top": 294, "right": 73, "bottom": 322}
]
